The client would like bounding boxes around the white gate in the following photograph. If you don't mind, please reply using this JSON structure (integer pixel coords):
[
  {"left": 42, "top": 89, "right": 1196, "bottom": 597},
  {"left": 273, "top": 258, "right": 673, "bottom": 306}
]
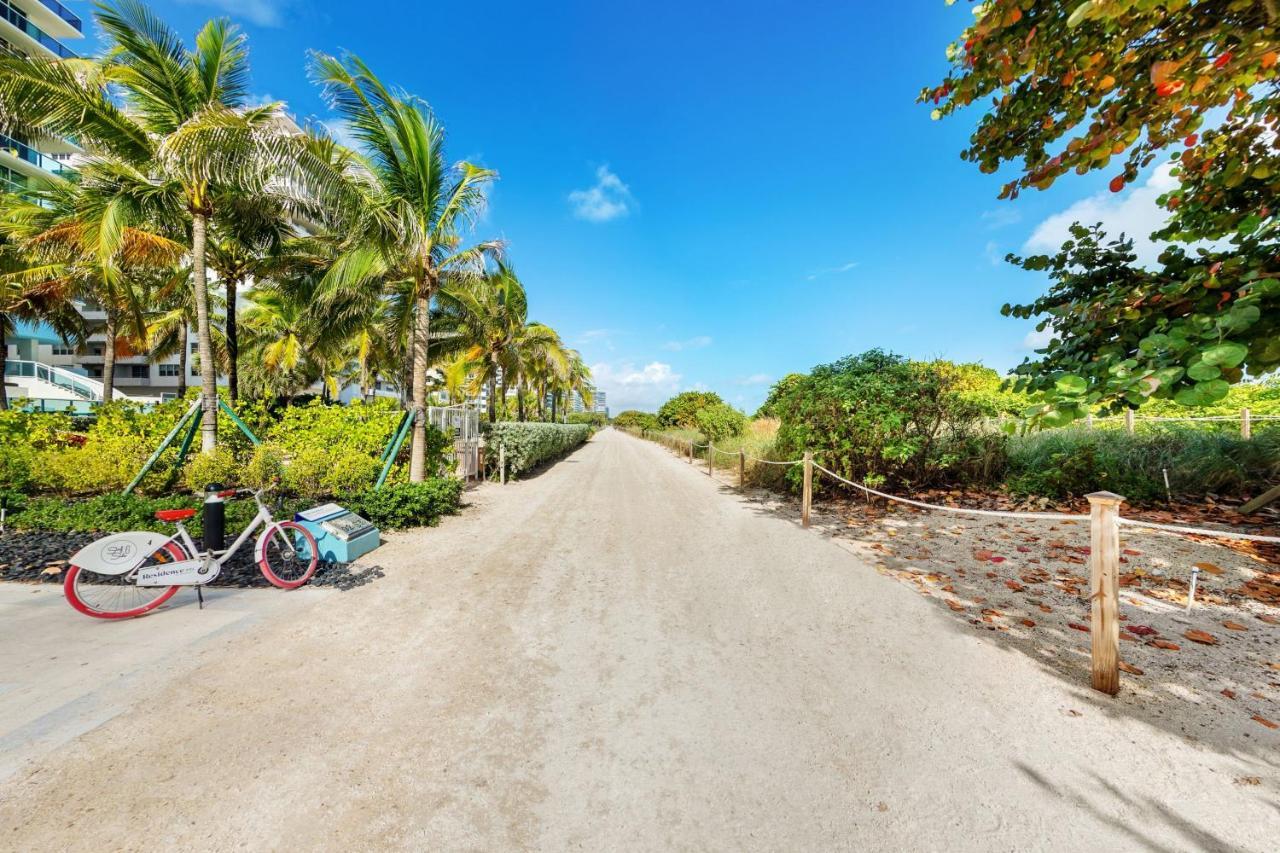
[{"left": 428, "top": 404, "right": 481, "bottom": 479}]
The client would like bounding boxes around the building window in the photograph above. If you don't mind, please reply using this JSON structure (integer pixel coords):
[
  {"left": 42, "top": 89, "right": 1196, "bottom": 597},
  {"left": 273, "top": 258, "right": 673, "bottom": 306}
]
[
  {"left": 190, "top": 364, "right": 199, "bottom": 376},
  {"left": 190, "top": 341, "right": 198, "bottom": 353},
  {"left": 51, "top": 344, "right": 74, "bottom": 356},
  {"left": 158, "top": 364, "right": 180, "bottom": 377}
]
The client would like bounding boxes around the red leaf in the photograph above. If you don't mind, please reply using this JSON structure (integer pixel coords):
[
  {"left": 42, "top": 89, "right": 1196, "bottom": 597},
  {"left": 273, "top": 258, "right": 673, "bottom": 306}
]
[
  {"left": 1128, "top": 625, "right": 1157, "bottom": 637},
  {"left": 1252, "top": 715, "right": 1278, "bottom": 730},
  {"left": 1068, "top": 622, "right": 1090, "bottom": 633}
]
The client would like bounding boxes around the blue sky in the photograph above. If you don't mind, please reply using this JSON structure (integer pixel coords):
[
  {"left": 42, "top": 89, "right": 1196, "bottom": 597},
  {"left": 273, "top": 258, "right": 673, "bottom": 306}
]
[{"left": 77, "top": 1, "right": 1173, "bottom": 412}]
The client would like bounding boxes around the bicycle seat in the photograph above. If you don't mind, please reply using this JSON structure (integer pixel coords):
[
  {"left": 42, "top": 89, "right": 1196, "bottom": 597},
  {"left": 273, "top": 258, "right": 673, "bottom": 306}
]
[{"left": 155, "top": 509, "right": 196, "bottom": 522}]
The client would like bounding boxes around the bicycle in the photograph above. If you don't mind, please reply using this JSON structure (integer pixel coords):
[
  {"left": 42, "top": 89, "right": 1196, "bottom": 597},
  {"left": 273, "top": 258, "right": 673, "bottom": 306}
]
[{"left": 64, "top": 487, "right": 319, "bottom": 619}]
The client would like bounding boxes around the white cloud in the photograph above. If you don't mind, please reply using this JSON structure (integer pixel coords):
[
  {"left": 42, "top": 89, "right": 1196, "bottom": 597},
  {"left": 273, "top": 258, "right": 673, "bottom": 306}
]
[
  {"left": 178, "top": 0, "right": 288, "bottom": 27},
  {"left": 738, "top": 373, "right": 772, "bottom": 386},
  {"left": 1024, "top": 164, "right": 1179, "bottom": 267},
  {"left": 983, "top": 240, "right": 1004, "bottom": 266},
  {"left": 661, "top": 335, "right": 712, "bottom": 352},
  {"left": 590, "top": 360, "right": 681, "bottom": 411},
  {"left": 980, "top": 207, "right": 1022, "bottom": 229},
  {"left": 569, "top": 165, "right": 634, "bottom": 222},
  {"left": 806, "top": 260, "right": 859, "bottom": 281},
  {"left": 1023, "top": 327, "right": 1055, "bottom": 350},
  {"left": 321, "top": 119, "right": 360, "bottom": 149}
]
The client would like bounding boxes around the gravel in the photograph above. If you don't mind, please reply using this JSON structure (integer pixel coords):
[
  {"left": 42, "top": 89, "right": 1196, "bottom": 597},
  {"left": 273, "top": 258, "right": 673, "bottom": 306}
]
[{"left": 0, "top": 529, "right": 383, "bottom": 590}]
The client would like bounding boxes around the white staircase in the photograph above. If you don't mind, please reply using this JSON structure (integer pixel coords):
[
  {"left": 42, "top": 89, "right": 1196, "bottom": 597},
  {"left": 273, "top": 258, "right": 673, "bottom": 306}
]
[{"left": 3, "top": 359, "right": 143, "bottom": 406}]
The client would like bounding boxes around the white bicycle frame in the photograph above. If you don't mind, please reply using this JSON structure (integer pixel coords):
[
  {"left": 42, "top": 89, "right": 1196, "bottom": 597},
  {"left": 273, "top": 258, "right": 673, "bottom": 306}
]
[{"left": 137, "top": 491, "right": 295, "bottom": 587}]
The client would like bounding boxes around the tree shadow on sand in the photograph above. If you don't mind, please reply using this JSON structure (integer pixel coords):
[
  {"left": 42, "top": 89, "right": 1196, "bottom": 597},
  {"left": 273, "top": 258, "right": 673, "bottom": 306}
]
[{"left": 700, "top": 470, "right": 1280, "bottom": 774}]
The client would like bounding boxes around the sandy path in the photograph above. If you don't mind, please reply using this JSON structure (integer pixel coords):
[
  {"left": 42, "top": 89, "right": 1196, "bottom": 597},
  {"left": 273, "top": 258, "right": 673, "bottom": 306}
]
[{"left": 1, "top": 428, "right": 1275, "bottom": 851}]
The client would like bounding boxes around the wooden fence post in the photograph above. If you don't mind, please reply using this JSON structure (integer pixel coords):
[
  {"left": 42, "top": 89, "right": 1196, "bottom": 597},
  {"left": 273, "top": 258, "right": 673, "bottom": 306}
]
[
  {"left": 1125, "top": 409, "right": 1134, "bottom": 435},
  {"left": 738, "top": 449, "right": 746, "bottom": 487},
  {"left": 1242, "top": 407, "right": 1252, "bottom": 440},
  {"left": 1087, "top": 491, "right": 1124, "bottom": 696},
  {"left": 688, "top": 440, "right": 694, "bottom": 463},
  {"left": 499, "top": 443, "right": 506, "bottom": 486},
  {"left": 802, "top": 451, "right": 813, "bottom": 528},
  {"left": 707, "top": 443, "right": 714, "bottom": 475}
]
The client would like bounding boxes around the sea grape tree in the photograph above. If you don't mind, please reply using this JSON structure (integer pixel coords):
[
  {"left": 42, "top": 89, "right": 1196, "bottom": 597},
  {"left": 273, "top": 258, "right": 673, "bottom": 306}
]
[{"left": 926, "top": 0, "right": 1280, "bottom": 421}]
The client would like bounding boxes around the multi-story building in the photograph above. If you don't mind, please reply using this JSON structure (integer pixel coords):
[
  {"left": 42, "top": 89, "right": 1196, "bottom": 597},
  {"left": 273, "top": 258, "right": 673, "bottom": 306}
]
[
  {"left": 0, "top": 0, "right": 83, "bottom": 193},
  {"left": 569, "top": 385, "right": 608, "bottom": 417}
]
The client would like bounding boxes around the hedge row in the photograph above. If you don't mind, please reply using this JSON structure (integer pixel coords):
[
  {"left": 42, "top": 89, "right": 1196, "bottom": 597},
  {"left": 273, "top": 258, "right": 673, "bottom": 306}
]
[
  {"left": 486, "top": 422, "right": 592, "bottom": 477},
  {"left": 3, "top": 479, "right": 463, "bottom": 535}
]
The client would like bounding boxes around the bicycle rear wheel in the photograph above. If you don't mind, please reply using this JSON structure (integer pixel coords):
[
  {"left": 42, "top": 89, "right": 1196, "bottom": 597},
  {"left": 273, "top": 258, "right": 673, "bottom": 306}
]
[
  {"left": 257, "top": 522, "right": 319, "bottom": 589},
  {"left": 64, "top": 541, "right": 187, "bottom": 619}
]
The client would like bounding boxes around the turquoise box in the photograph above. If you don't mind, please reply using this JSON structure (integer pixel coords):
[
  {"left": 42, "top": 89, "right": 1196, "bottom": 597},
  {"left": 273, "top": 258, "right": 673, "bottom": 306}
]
[{"left": 293, "top": 503, "right": 381, "bottom": 563}]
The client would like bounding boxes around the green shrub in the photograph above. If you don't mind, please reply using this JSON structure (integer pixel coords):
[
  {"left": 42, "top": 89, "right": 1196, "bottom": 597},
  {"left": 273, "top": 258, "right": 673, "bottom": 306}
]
[
  {"left": 772, "top": 349, "right": 998, "bottom": 490},
  {"left": 566, "top": 411, "right": 607, "bottom": 427},
  {"left": 612, "top": 410, "right": 659, "bottom": 431},
  {"left": 694, "top": 403, "right": 747, "bottom": 442},
  {"left": 345, "top": 479, "right": 463, "bottom": 530},
  {"left": 9, "top": 491, "right": 287, "bottom": 537},
  {"left": 279, "top": 445, "right": 382, "bottom": 499},
  {"left": 657, "top": 391, "right": 725, "bottom": 429},
  {"left": 1006, "top": 425, "right": 1280, "bottom": 501},
  {"left": 242, "top": 443, "right": 287, "bottom": 490},
  {"left": 183, "top": 446, "right": 240, "bottom": 493},
  {"left": 0, "top": 442, "right": 35, "bottom": 492},
  {"left": 486, "top": 422, "right": 591, "bottom": 477}
]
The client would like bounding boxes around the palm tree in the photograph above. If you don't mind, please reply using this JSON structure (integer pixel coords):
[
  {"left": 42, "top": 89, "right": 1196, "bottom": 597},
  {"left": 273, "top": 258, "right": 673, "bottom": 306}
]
[
  {"left": 508, "top": 323, "right": 568, "bottom": 421},
  {"left": 0, "top": 180, "right": 183, "bottom": 402},
  {"left": 0, "top": 232, "right": 81, "bottom": 410},
  {"left": 442, "top": 264, "right": 526, "bottom": 422},
  {"left": 0, "top": 1, "right": 355, "bottom": 448},
  {"left": 205, "top": 193, "right": 292, "bottom": 401},
  {"left": 310, "top": 52, "right": 500, "bottom": 480},
  {"left": 145, "top": 264, "right": 228, "bottom": 400}
]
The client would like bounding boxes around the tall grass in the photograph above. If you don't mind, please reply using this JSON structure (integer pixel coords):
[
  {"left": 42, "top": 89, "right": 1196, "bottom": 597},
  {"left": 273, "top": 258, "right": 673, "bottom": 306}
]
[
  {"left": 632, "top": 418, "right": 1278, "bottom": 504},
  {"left": 1005, "top": 424, "right": 1280, "bottom": 502}
]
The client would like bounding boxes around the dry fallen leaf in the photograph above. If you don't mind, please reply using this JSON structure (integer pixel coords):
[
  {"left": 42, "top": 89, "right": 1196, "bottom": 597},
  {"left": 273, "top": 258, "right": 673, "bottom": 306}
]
[
  {"left": 1068, "top": 622, "right": 1090, "bottom": 633},
  {"left": 1223, "top": 621, "right": 1248, "bottom": 631},
  {"left": 1251, "top": 715, "right": 1278, "bottom": 730},
  {"left": 1020, "top": 618, "right": 1036, "bottom": 628},
  {"left": 1221, "top": 689, "right": 1237, "bottom": 700},
  {"left": 946, "top": 600, "right": 966, "bottom": 612},
  {"left": 1150, "top": 640, "right": 1181, "bottom": 650},
  {"left": 1185, "top": 629, "right": 1218, "bottom": 645},
  {"left": 1193, "top": 561, "right": 1223, "bottom": 575},
  {"left": 1118, "top": 661, "right": 1143, "bottom": 675}
]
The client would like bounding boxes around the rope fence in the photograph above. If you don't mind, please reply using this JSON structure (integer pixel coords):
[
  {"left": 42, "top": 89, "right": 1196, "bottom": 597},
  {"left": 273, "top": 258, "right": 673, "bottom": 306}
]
[{"left": 625, "top": 426, "right": 1279, "bottom": 699}]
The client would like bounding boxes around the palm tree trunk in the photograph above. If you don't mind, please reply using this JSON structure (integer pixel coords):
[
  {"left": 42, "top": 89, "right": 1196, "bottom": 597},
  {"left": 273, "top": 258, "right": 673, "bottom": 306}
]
[
  {"left": 408, "top": 285, "right": 431, "bottom": 482},
  {"left": 517, "top": 385, "right": 526, "bottom": 421},
  {"left": 101, "top": 310, "right": 116, "bottom": 404},
  {"left": 487, "top": 373, "right": 497, "bottom": 422},
  {"left": 192, "top": 212, "right": 217, "bottom": 452},
  {"left": 177, "top": 324, "right": 188, "bottom": 399},
  {"left": 226, "top": 275, "right": 239, "bottom": 402},
  {"left": 0, "top": 319, "right": 8, "bottom": 410}
]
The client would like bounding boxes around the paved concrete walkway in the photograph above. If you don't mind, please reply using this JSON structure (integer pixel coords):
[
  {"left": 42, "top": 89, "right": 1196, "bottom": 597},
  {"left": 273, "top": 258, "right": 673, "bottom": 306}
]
[{"left": 0, "top": 429, "right": 1274, "bottom": 851}]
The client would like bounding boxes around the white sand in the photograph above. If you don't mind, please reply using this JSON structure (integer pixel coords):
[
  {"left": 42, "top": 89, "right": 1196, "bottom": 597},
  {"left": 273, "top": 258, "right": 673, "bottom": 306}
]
[{"left": 1, "top": 428, "right": 1275, "bottom": 851}]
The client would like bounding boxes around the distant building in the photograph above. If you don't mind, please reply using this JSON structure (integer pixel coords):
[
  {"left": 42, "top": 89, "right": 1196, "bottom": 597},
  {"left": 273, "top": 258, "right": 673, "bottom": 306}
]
[{"left": 569, "top": 385, "right": 608, "bottom": 417}]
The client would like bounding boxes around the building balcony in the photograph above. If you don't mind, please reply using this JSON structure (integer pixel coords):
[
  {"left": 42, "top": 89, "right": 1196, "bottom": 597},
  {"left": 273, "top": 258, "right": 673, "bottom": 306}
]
[
  {"left": 0, "top": 132, "right": 75, "bottom": 179},
  {"left": 32, "top": 0, "right": 81, "bottom": 37},
  {"left": 0, "top": 0, "right": 77, "bottom": 60}
]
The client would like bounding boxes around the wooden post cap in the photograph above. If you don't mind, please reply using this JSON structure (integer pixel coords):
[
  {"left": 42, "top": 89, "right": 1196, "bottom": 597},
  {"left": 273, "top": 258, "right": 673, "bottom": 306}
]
[{"left": 1086, "top": 491, "right": 1125, "bottom": 505}]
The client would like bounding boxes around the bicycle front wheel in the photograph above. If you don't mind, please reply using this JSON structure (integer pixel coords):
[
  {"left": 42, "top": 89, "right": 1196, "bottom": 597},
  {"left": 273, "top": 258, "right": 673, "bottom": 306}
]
[
  {"left": 258, "top": 522, "right": 319, "bottom": 589},
  {"left": 64, "top": 541, "right": 187, "bottom": 619}
]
